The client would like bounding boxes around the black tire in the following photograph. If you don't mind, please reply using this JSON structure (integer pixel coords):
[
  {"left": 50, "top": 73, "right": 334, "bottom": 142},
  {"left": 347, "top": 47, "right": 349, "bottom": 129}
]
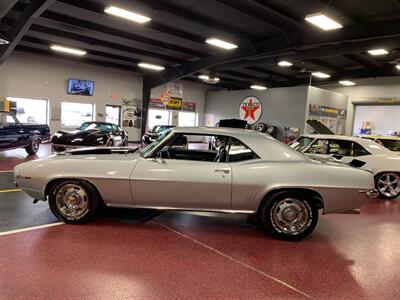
[
  {"left": 52, "top": 145, "right": 66, "bottom": 152},
  {"left": 254, "top": 122, "right": 268, "bottom": 133},
  {"left": 48, "top": 179, "right": 100, "bottom": 224},
  {"left": 375, "top": 172, "right": 400, "bottom": 200},
  {"left": 266, "top": 126, "right": 278, "bottom": 137},
  {"left": 259, "top": 191, "right": 318, "bottom": 241},
  {"left": 25, "top": 139, "right": 40, "bottom": 155}
]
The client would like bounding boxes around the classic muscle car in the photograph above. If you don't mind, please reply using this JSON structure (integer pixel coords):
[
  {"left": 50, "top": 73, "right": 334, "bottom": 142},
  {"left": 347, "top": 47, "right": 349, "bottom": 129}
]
[
  {"left": 290, "top": 134, "right": 400, "bottom": 199},
  {"left": 15, "top": 127, "right": 377, "bottom": 241},
  {"left": 51, "top": 121, "right": 128, "bottom": 152},
  {"left": 0, "top": 110, "right": 50, "bottom": 155}
]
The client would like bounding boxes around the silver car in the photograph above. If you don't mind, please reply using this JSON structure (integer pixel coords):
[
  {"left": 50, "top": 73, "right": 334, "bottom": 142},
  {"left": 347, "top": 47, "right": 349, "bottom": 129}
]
[{"left": 14, "top": 127, "right": 377, "bottom": 241}]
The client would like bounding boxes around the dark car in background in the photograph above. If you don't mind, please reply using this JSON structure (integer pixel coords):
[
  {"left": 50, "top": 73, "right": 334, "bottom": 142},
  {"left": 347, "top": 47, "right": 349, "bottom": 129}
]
[
  {"left": 51, "top": 121, "right": 128, "bottom": 152},
  {"left": 0, "top": 110, "right": 50, "bottom": 155}
]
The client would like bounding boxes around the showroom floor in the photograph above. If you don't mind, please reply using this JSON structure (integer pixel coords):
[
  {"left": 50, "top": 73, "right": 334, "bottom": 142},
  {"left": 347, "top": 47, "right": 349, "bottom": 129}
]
[{"left": 1, "top": 147, "right": 400, "bottom": 299}]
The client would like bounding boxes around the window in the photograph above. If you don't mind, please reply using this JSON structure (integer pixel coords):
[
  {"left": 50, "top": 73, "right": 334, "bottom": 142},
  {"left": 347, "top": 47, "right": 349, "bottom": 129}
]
[
  {"left": 151, "top": 133, "right": 257, "bottom": 163},
  {"left": 305, "top": 139, "right": 370, "bottom": 157},
  {"left": 178, "top": 111, "right": 198, "bottom": 127},
  {"left": 147, "top": 109, "right": 171, "bottom": 131},
  {"left": 290, "top": 137, "right": 314, "bottom": 152},
  {"left": 7, "top": 97, "right": 48, "bottom": 124},
  {"left": 61, "top": 102, "right": 94, "bottom": 128},
  {"left": 106, "top": 105, "right": 121, "bottom": 126},
  {"left": 377, "top": 139, "right": 400, "bottom": 152},
  {"left": 0, "top": 112, "right": 18, "bottom": 129}
]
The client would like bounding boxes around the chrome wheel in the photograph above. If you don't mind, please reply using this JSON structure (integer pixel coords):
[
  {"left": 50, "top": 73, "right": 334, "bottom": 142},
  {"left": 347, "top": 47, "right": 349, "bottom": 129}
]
[
  {"left": 377, "top": 173, "right": 400, "bottom": 198},
  {"left": 271, "top": 198, "right": 311, "bottom": 235},
  {"left": 55, "top": 184, "right": 89, "bottom": 220}
]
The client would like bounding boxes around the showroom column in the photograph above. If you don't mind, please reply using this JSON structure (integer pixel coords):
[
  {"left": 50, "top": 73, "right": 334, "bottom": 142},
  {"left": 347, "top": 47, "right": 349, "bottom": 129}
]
[{"left": 141, "top": 84, "right": 151, "bottom": 136}]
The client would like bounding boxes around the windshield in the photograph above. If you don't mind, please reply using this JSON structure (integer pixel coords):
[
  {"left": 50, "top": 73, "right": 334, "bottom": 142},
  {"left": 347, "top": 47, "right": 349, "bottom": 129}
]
[
  {"left": 80, "top": 122, "right": 113, "bottom": 132},
  {"left": 140, "top": 131, "right": 171, "bottom": 157},
  {"left": 289, "top": 137, "right": 314, "bottom": 152},
  {"left": 378, "top": 139, "right": 400, "bottom": 152}
]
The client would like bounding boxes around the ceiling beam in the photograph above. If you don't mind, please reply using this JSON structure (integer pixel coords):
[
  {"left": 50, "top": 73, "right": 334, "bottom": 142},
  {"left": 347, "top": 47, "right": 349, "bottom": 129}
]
[
  {"left": 144, "top": 18, "right": 400, "bottom": 88},
  {"left": 0, "top": 0, "right": 17, "bottom": 20},
  {"left": 342, "top": 54, "right": 381, "bottom": 70},
  {"left": 39, "top": 11, "right": 206, "bottom": 59},
  {"left": 245, "top": 66, "right": 298, "bottom": 81},
  {"left": 0, "top": 0, "right": 56, "bottom": 65}
]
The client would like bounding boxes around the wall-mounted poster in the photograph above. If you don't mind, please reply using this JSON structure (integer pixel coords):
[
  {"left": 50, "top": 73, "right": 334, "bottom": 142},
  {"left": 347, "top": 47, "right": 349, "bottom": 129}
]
[
  {"left": 122, "top": 97, "right": 142, "bottom": 128},
  {"left": 149, "top": 98, "right": 165, "bottom": 109},
  {"left": 166, "top": 82, "right": 183, "bottom": 99},
  {"left": 183, "top": 101, "right": 196, "bottom": 112}
]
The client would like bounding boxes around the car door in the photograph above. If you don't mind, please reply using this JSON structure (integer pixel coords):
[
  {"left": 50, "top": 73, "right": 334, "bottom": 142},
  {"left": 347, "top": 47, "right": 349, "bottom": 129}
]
[
  {"left": 0, "top": 113, "right": 24, "bottom": 149},
  {"left": 130, "top": 133, "right": 232, "bottom": 210}
]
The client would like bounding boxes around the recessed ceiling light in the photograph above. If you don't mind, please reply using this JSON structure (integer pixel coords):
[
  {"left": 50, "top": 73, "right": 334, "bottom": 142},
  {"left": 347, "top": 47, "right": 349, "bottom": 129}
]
[
  {"left": 396, "top": 64, "right": 400, "bottom": 70},
  {"left": 305, "top": 12, "right": 343, "bottom": 31},
  {"left": 0, "top": 37, "right": 9, "bottom": 45},
  {"left": 312, "top": 72, "right": 331, "bottom": 78},
  {"left": 367, "top": 49, "right": 388, "bottom": 56},
  {"left": 50, "top": 45, "right": 87, "bottom": 56},
  {"left": 205, "top": 38, "right": 238, "bottom": 50},
  {"left": 339, "top": 80, "right": 356, "bottom": 86},
  {"left": 250, "top": 85, "right": 267, "bottom": 90},
  {"left": 278, "top": 61, "right": 293, "bottom": 67},
  {"left": 138, "top": 62, "right": 165, "bottom": 70},
  {"left": 104, "top": 6, "right": 151, "bottom": 24}
]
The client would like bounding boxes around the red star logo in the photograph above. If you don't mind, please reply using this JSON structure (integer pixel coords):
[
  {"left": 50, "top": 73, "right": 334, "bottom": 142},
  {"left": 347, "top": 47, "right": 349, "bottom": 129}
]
[{"left": 241, "top": 99, "right": 260, "bottom": 120}]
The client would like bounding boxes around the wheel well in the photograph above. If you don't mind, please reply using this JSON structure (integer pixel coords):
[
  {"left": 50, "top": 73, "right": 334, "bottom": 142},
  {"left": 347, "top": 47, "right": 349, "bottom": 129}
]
[
  {"left": 44, "top": 178, "right": 105, "bottom": 205},
  {"left": 258, "top": 188, "right": 324, "bottom": 213}
]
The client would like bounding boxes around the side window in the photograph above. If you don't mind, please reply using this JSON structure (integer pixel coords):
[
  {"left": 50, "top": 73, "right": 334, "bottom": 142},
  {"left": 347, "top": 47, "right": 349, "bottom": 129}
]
[
  {"left": 305, "top": 139, "right": 328, "bottom": 154},
  {"left": 227, "top": 138, "right": 258, "bottom": 162},
  {"left": 327, "top": 140, "right": 353, "bottom": 156},
  {"left": 352, "top": 142, "right": 370, "bottom": 156}
]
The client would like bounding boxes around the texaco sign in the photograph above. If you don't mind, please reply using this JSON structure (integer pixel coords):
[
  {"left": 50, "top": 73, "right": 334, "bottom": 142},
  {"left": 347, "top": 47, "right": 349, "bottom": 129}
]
[{"left": 239, "top": 96, "right": 262, "bottom": 125}]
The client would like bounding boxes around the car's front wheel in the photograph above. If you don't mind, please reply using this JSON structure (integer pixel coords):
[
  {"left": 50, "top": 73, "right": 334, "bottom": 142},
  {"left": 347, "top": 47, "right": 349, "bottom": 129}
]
[
  {"left": 259, "top": 191, "right": 318, "bottom": 241},
  {"left": 25, "top": 139, "right": 40, "bottom": 155},
  {"left": 376, "top": 172, "right": 400, "bottom": 199},
  {"left": 48, "top": 180, "right": 100, "bottom": 224}
]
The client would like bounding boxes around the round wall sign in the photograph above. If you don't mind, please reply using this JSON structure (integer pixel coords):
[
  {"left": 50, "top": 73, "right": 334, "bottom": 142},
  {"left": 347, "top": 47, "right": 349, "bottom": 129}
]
[{"left": 239, "top": 96, "right": 262, "bottom": 125}]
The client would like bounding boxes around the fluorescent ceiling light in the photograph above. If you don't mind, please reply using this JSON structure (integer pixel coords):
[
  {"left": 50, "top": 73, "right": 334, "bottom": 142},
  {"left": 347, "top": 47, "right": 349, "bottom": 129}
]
[
  {"left": 205, "top": 38, "right": 238, "bottom": 50},
  {"left": 367, "top": 49, "right": 388, "bottom": 56},
  {"left": 278, "top": 61, "right": 293, "bottom": 67},
  {"left": 339, "top": 80, "right": 356, "bottom": 86},
  {"left": 312, "top": 72, "right": 331, "bottom": 78},
  {"left": 396, "top": 64, "right": 400, "bottom": 70},
  {"left": 305, "top": 12, "right": 343, "bottom": 31},
  {"left": 104, "top": 6, "right": 151, "bottom": 23},
  {"left": 198, "top": 75, "right": 220, "bottom": 82},
  {"left": 50, "top": 45, "right": 87, "bottom": 56},
  {"left": 250, "top": 85, "right": 267, "bottom": 90},
  {"left": 0, "top": 37, "right": 9, "bottom": 45},
  {"left": 138, "top": 62, "right": 165, "bottom": 70}
]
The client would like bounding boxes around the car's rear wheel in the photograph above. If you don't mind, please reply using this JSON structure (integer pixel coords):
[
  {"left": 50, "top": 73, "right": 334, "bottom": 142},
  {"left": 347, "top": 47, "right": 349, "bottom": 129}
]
[
  {"left": 25, "top": 139, "right": 40, "bottom": 155},
  {"left": 259, "top": 191, "right": 318, "bottom": 241},
  {"left": 48, "top": 180, "right": 100, "bottom": 224},
  {"left": 376, "top": 172, "right": 400, "bottom": 199}
]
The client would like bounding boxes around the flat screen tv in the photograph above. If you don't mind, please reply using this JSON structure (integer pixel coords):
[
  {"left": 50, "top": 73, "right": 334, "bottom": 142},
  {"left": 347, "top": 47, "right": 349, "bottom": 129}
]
[{"left": 67, "top": 79, "right": 94, "bottom": 96}]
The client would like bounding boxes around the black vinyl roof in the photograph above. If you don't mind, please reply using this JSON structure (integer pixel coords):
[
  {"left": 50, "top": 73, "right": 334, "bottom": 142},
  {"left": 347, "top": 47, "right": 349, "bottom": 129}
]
[{"left": 1, "top": 0, "right": 400, "bottom": 90}]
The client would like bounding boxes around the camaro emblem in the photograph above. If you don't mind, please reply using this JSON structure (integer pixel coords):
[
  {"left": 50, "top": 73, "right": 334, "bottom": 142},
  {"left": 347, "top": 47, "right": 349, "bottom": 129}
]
[{"left": 239, "top": 96, "right": 262, "bottom": 125}]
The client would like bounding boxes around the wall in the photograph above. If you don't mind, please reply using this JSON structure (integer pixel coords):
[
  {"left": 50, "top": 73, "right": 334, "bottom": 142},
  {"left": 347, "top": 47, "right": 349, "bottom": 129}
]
[
  {"left": 306, "top": 86, "right": 349, "bottom": 134},
  {"left": 150, "top": 80, "right": 209, "bottom": 127},
  {"left": 205, "top": 86, "right": 309, "bottom": 140},
  {"left": 0, "top": 51, "right": 143, "bottom": 139},
  {"left": 321, "top": 77, "right": 400, "bottom": 135}
]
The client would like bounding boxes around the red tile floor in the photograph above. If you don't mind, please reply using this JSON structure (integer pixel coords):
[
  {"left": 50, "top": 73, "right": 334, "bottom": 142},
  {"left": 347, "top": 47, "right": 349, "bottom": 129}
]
[{"left": 1, "top": 145, "right": 400, "bottom": 299}]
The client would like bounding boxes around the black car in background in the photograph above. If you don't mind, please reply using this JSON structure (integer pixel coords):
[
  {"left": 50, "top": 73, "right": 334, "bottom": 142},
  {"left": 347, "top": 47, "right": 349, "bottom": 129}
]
[
  {"left": 51, "top": 121, "right": 128, "bottom": 152},
  {"left": 0, "top": 110, "right": 50, "bottom": 155}
]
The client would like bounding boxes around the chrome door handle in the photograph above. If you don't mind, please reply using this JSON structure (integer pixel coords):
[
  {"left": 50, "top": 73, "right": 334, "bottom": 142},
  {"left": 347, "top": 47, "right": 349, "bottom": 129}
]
[{"left": 214, "top": 169, "right": 230, "bottom": 174}]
